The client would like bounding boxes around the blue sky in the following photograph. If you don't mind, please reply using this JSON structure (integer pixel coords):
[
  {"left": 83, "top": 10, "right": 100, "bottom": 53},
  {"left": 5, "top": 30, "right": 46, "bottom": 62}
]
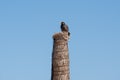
[{"left": 0, "top": 0, "right": 120, "bottom": 80}]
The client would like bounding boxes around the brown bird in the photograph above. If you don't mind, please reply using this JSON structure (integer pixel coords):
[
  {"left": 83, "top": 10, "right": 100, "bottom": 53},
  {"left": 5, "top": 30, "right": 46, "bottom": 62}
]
[
  {"left": 60, "top": 22, "right": 70, "bottom": 36},
  {"left": 60, "top": 22, "right": 69, "bottom": 32}
]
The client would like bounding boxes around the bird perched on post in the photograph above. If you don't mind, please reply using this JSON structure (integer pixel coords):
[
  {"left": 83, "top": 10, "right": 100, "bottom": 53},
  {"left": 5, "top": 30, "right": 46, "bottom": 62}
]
[
  {"left": 60, "top": 22, "right": 70, "bottom": 36},
  {"left": 53, "top": 22, "right": 70, "bottom": 41}
]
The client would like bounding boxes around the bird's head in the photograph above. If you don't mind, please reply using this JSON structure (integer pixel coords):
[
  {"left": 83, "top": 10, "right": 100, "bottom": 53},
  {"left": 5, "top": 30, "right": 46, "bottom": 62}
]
[{"left": 61, "top": 22, "right": 65, "bottom": 25}]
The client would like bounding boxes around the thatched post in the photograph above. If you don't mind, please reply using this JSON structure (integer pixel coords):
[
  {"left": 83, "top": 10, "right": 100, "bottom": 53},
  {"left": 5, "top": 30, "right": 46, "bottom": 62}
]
[{"left": 51, "top": 22, "right": 70, "bottom": 80}]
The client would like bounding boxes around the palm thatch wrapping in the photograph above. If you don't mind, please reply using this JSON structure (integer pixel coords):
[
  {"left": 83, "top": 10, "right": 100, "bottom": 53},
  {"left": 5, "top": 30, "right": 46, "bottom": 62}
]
[{"left": 51, "top": 32, "right": 70, "bottom": 80}]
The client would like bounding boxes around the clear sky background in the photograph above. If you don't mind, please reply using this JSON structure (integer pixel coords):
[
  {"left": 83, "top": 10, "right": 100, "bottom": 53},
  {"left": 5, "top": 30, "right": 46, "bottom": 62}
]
[{"left": 0, "top": 0, "right": 120, "bottom": 80}]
